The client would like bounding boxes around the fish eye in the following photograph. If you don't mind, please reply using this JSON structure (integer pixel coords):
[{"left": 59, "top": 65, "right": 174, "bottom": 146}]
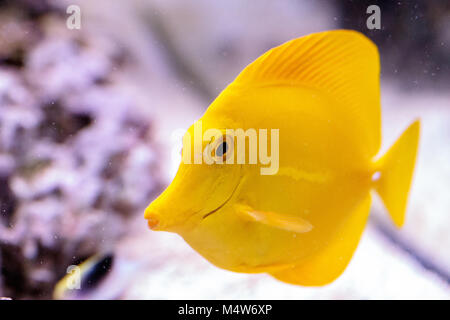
[
  {"left": 215, "top": 141, "right": 228, "bottom": 157},
  {"left": 212, "top": 135, "right": 233, "bottom": 163}
]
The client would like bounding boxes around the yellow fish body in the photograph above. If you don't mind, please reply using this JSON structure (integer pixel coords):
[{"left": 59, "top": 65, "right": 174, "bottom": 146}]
[{"left": 145, "top": 30, "right": 420, "bottom": 286}]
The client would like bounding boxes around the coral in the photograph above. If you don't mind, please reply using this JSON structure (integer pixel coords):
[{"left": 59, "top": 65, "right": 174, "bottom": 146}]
[{"left": 0, "top": 2, "right": 162, "bottom": 298}]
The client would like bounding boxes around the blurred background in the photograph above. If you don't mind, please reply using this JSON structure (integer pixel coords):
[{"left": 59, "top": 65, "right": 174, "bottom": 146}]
[{"left": 0, "top": 0, "right": 449, "bottom": 299}]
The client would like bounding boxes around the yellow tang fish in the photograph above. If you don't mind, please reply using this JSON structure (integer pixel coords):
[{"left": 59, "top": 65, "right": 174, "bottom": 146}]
[{"left": 145, "top": 30, "right": 420, "bottom": 286}]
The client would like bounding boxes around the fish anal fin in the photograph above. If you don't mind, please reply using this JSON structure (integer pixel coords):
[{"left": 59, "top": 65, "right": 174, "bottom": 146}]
[
  {"left": 271, "top": 195, "right": 371, "bottom": 286},
  {"left": 238, "top": 205, "right": 313, "bottom": 233}
]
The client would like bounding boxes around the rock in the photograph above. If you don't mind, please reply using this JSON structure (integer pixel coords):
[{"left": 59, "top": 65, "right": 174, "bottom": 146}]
[{"left": 0, "top": 1, "right": 162, "bottom": 299}]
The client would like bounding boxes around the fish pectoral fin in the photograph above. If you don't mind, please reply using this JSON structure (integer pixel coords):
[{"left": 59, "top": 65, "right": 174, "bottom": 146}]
[{"left": 237, "top": 205, "right": 313, "bottom": 233}]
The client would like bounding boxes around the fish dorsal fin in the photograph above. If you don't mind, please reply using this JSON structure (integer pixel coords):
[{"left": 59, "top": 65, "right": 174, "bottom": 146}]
[
  {"left": 233, "top": 30, "right": 381, "bottom": 158},
  {"left": 237, "top": 205, "right": 313, "bottom": 233}
]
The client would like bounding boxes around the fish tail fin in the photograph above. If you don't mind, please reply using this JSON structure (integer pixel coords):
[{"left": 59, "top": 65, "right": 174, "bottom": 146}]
[{"left": 373, "top": 120, "right": 420, "bottom": 227}]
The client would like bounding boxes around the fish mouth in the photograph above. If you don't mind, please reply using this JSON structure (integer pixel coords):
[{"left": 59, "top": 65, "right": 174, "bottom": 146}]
[
  {"left": 202, "top": 179, "right": 241, "bottom": 220},
  {"left": 146, "top": 179, "right": 241, "bottom": 231}
]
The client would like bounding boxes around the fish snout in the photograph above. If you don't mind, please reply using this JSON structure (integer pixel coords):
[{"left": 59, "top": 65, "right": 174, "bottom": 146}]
[
  {"left": 145, "top": 200, "right": 185, "bottom": 232},
  {"left": 145, "top": 205, "right": 162, "bottom": 230},
  {"left": 146, "top": 213, "right": 160, "bottom": 230},
  {"left": 145, "top": 199, "right": 165, "bottom": 230}
]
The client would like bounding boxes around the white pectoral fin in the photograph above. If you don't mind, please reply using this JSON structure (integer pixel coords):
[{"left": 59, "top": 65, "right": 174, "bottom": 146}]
[{"left": 237, "top": 205, "right": 313, "bottom": 233}]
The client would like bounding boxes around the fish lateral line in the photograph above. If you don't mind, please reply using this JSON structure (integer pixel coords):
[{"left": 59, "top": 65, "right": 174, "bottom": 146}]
[{"left": 277, "top": 166, "right": 332, "bottom": 183}]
